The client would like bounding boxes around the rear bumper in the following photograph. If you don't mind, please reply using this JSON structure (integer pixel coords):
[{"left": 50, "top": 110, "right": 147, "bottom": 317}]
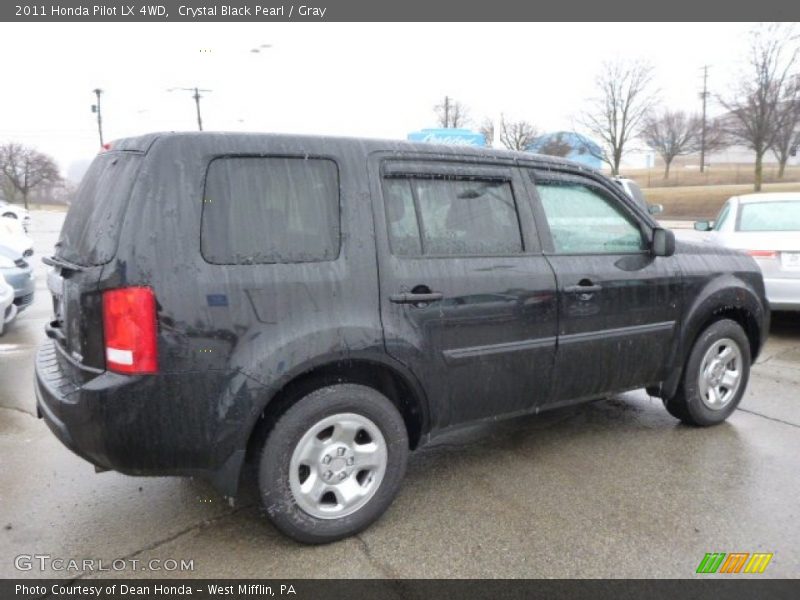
[
  {"left": 34, "top": 341, "right": 244, "bottom": 494},
  {"left": 764, "top": 277, "right": 800, "bottom": 311}
]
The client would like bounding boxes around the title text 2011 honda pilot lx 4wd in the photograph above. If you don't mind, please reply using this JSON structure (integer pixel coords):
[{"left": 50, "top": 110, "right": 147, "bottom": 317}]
[{"left": 36, "top": 133, "right": 769, "bottom": 543}]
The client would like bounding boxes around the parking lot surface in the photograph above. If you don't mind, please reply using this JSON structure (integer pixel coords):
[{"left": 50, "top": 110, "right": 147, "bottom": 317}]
[{"left": 1, "top": 211, "right": 798, "bottom": 578}]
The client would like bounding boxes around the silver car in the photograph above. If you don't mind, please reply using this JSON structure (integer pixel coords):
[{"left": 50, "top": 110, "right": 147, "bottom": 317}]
[{"left": 695, "top": 193, "right": 800, "bottom": 311}]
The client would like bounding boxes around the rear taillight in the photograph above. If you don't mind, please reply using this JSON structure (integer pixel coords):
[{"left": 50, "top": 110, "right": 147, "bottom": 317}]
[
  {"left": 747, "top": 250, "right": 778, "bottom": 259},
  {"left": 102, "top": 287, "right": 158, "bottom": 374}
]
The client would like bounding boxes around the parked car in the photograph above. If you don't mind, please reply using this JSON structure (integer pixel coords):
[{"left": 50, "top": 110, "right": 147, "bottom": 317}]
[
  {"left": 36, "top": 133, "right": 769, "bottom": 544},
  {"left": 0, "top": 245, "right": 34, "bottom": 315},
  {"left": 0, "top": 216, "right": 34, "bottom": 258},
  {"left": 0, "top": 200, "right": 31, "bottom": 232},
  {"left": 695, "top": 193, "right": 800, "bottom": 311},
  {"left": 0, "top": 273, "right": 17, "bottom": 336},
  {"left": 613, "top": 177, "right": 664, "bottom": 216}
]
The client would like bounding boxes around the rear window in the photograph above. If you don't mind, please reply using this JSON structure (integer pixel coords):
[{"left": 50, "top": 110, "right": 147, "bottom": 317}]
[
  {"left": 57, "top": 152, "right": 142, "bottom": 266},
  {"left": 738, "top": 200, "right": 800, "bottom": 232},
  {"left": 201, "top": 157, "right": 340, "bottom": 264}
]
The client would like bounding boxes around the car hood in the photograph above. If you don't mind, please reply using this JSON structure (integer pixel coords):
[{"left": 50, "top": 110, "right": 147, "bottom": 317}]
[
  {"left": 0, "top": 219, "right": 33, "bottom": 256},
  {"left": 674, "top": 239, "right": 747, "bottom": 257}
]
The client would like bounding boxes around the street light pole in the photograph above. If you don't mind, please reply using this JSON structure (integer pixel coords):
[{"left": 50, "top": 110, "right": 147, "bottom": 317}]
[{"left": 91, "top": 88, "right": 104, "bottom": 147}]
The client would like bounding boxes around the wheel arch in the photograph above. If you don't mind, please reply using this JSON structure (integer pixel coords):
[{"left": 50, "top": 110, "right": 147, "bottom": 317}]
[
  {"left": 659, "top": 275, "right": 768, "bottom": 399},
  {"left": 242, "top": 352, "right": 430, "bottom": 466}
]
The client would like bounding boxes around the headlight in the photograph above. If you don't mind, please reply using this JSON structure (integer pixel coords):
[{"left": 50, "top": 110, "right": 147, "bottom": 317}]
[{"left": 0, "top": 256, "right": 15, "bottom": 268}]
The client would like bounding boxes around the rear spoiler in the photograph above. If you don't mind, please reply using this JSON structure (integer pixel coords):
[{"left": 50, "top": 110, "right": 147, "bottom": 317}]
[{"left": 42, "top": 255, "right": 86, "bottom": 272}]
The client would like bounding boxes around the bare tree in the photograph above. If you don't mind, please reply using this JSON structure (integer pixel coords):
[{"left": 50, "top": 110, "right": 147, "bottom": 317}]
[
  {"left": 536, "top": 133, "right": 572, "bottom": 157},
  {"left": 579, "top": 60, "right": 657, "bottom": 175},
  {"left": 499, "top": 115, "right": 538, "bottom": 151},
  {"left": 434, "top": 97, "right": 470, "bottom": 128},
  {"left": 720, "top": 24, "right": 800, "bottom": 191},
  {"left": 641, "top": 110, "right": 702, "bottom": 178},
  {"left": 772, "top": 76, "right": 800, "bottom": 177},
  {"left": 0, "top": 143, "right": 62, "bottom": 210},
  {"left": 478, "top": 118, "right": 495, "bottom": 147}
]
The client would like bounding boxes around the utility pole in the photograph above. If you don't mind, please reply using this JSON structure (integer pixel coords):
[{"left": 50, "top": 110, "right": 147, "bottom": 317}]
[
  {"left": 444, "top": 95, "right": 450, "bottom": 128},
  {"left": 192, "top": 87, "right": 204, "bottom": 131},
  {"left": 699, "top": 65, "right": 709, "bottom": 173},
  {"left": 168, "top": 87, "right": 213, "bottom": 131},
  {"left": 91, "top": 88, "right": 104, "bottom": 147}
]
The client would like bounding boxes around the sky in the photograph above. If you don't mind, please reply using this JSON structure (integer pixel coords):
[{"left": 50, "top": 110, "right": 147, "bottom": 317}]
[{"left": 0, "top": 22, "right": 758, "bottom": 179}]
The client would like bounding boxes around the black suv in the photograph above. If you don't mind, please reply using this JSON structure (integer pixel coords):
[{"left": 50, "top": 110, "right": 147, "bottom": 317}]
[{"left": 36, "top": 133, "right": 769, "bottom": 543}]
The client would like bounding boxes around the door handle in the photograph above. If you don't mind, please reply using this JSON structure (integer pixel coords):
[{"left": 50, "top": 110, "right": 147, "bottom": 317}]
[
  {"left": 564, "top": 280, "right": 603, "bottom": 295},
  {"left": 389, "top": 292, "right": 444, "bottom": 304}
]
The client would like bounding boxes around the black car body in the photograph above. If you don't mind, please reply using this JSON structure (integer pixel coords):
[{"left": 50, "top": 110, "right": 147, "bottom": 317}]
[{"left": 35, "top": 133, "right": 769, "bottom": 542}]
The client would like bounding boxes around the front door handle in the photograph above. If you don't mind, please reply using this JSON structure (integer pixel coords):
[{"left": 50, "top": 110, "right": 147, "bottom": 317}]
[{"left": 389, "top": 292, "right": 444, "bottom": 304}]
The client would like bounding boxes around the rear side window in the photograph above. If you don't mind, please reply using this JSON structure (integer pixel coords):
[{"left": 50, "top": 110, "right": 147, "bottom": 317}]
[
  {"left": 383, "top": 177, "right": 523, "bottom": 257},
  {"left": 57, "top": 152, "right": 142, "bottom": 266},
  {"left": 201, "top": 157, "right": 340, "bottom": 264}
]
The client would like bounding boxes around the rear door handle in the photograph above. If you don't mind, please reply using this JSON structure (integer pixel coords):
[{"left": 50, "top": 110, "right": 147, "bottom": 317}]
[
  {"left": 389, "top": 292, "right": 443, "bottom": 304},
  {"left": 564, "top": 284, "right": 602, "bottom": 294}
]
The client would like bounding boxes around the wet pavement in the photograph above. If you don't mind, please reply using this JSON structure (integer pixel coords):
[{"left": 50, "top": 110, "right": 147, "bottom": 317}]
[{"left": 1, "top": 212, "right": 798, "bottom": 578}]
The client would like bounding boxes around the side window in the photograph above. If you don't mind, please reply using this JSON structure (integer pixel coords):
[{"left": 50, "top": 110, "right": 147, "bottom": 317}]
[
  {"left": 201, "top": 157, "right": 340, "bottom": 264},
  {"left": 382, "top": 176, "right": 523, "bottom": 257},
  {"left": 535, "top": 181, "right": 645, "bottom": 254},
  {"left": 713, "top": 202, "right": 731, "bottom": 231}
]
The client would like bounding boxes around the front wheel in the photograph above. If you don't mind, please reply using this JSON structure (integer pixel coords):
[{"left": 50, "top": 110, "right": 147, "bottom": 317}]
[
  {"left": 258, "top": 384, "right": 408, "bottom": 544},
  {"left": 664, "top": 319, "right": 751, "bottom": 426}
]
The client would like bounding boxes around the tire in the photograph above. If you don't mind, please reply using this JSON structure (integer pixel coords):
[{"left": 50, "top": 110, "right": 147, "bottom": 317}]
[
  {"left": 258, "top": 384, "right": 408, "bottom": 544},
  {"left": 2, "top": 212, "right": 16, "bottom": 219},
  {"left": 664, "top": 319, "right": 751, "bottom": 426}
]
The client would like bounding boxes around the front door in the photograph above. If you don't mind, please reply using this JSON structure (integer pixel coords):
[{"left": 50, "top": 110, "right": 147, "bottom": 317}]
[
  {"left": 371, "top": 157, "right": 558, "bottom": 431},
  {"left": 524, "top": 169, "right": 680, "bottom": 405}
]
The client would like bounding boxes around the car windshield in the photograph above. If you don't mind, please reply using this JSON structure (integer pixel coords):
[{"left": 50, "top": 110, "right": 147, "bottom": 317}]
[{"left": 738, "top": 200, "right": 800, "bottom": 232}]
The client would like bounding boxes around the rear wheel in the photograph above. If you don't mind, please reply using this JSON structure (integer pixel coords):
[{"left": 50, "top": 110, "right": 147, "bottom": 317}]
[
  {"left": 664, "top": 319, "right": 750, "bottom": 426},
  {"left": 258, "top": 384, "right": 408, "bottom": 544}
]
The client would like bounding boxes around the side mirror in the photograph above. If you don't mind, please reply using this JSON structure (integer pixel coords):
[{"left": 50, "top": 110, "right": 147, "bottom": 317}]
[
  {"left": 647, "top": 203, "right": 664, "bottom": 216},
  {"left": 694, "top": 220, "right": 712, "bottom": 231},
  {"left": 652, "top": 227, "right": 676, "bottom": 257}
]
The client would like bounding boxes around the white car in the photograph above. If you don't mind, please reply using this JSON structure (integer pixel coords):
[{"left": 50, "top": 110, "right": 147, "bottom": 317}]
[
  {"left": 0, "top": 216, "right": 33, "bottom": 258},
  {"left": 695, "top": 192, "right": 800, "bottom": 311},
  {"left": 613, "top": 177, "right": 664, "bottom": 215},
  {"left": 0, "top": 201, "right": 31, "bottom": 232},
  {"left": 0, "top": 273, "right": 16, "bottom": 336}
]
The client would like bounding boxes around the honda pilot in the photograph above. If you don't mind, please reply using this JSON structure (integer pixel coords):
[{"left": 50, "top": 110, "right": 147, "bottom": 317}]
[{"left": 36, "top": 133, "right": 769, "bottom": 544}]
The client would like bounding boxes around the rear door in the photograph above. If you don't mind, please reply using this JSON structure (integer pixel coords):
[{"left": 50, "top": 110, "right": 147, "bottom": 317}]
[
  {"left": 524, "top": 168, "right": 680, "bottom": 405},
  {"left": 46, "top": 150, "right": 143, "bottom": 377},
  {"left": 370, "top": 155, "right": 558, "bottom": 431}
]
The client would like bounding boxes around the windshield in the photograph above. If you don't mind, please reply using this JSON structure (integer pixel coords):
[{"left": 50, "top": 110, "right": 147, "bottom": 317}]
[
  {"left": 57, "top": 152, "right": 142, "bottom": 266},
  {"left": 738, "top": 200, "right": 800, "bottom": 232}
]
